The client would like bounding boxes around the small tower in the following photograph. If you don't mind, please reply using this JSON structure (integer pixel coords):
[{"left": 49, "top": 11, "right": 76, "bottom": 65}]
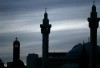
[
  {"left": 13, "top": 37, "right": 20, "bottom": 62},
  {"left": 88, "top": 1, "right": 100, "bottom": 68},
  {"left": 40, "top": 8, "right": 51, "bottom": 68}
]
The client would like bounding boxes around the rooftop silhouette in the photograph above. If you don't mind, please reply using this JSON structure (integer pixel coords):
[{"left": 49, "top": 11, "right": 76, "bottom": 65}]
[{"left": 0, "top": 1, "right": 100, "bottom": 68}]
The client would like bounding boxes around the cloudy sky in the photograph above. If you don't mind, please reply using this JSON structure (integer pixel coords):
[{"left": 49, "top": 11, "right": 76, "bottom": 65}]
[{"left": 0, "top": 0, "right": 100, "bottom": 64}]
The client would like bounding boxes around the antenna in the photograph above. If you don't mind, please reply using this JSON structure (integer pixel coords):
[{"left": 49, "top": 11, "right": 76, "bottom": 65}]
[{"left": 45, "top": 8, "right": 47, "bottom": 13}]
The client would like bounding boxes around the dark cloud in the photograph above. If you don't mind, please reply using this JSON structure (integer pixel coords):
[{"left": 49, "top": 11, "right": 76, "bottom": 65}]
[{"left": 1, "top": 0, "right": 100, "bottom": 14}]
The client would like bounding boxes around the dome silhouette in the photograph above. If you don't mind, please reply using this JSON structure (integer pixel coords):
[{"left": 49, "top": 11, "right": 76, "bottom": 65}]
[{"left": 66, "top": 42, "right": 100, "bottom": 61}]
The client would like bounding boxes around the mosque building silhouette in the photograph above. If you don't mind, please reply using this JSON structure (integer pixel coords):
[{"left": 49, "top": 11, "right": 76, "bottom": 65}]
[
  {"left": 0, "top": 1, "right": 100, "bottom": 68},
  {"left": 27, "top": 3, "right": 100, "bottom": 68}
]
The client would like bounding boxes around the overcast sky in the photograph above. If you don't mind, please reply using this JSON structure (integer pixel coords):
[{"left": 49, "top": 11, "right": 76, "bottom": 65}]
[{"left": 0, "top": 0, "right": 100, "bottom": 64}]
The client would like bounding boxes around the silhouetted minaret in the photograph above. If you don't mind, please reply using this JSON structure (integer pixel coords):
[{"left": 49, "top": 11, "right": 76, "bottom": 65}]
[
  {"left": 13, "top": 38, "right": 20, "bottom": 62},
  {"left": 40, "top": 8, "right": 51, "bottom": 68},
  {"left": 88, "top": 1, "right": 100, "bottom": 68}
]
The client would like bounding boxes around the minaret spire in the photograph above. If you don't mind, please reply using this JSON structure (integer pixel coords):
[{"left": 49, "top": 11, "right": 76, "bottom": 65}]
[
  {"left": 43, "top": 8, "right": 49, "bottom": 25},
  {"left": 88, "top": 1, "right": 100, "bottom": 68},
  {"left": 45, "top": 8, "right": 47, "bottom": 13},
  {"left": 93, "top": 0, "right": 95, "bottom": 5},
  {"left": 40, "top": 9, "right": 52, "bottom": 68},
  {"left": 91, "top": 0, "right": 97, "bottom": 18}
]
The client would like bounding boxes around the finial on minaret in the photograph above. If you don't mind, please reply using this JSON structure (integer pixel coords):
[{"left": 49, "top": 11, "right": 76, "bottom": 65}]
[
  {"left": 44, "top": 8, "right": 48, "bottom": 20},
  {"left": 93, "top": 0, "right": 95, "bottom": 5},
  {"left": 45, "top": 8, "right": 47, "bottom": 13},
  {"left": 15, "top": 37, "right": 18, "bottom": 41},
  {"left": 93, "top": 0, "right": 96, "bottom": 5}
]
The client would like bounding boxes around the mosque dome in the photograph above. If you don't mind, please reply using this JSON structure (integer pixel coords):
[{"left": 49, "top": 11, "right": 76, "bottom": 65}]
[{"left": 66, "top": 42, "right": 100, "bottom": 62}]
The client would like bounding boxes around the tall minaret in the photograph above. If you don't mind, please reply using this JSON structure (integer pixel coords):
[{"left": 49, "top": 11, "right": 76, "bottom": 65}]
[
  {"left": 40, "top": 8, "right": 51, "bottom": 68},
  {"left": 88, "top": 1, "right": 100, "bottom": 68},
  {"left": 13, "top": 38, "right": 20, "bottom": 62}
]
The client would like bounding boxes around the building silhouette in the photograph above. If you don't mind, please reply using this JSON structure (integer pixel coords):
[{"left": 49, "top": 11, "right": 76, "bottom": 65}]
[
  {"left": 0, "top": 59, "right": 5, "bottom": 68},
  {"left": 27, "top": 2, "right": 100, "bottom": 68},
  {"left": 78, "top": 42, "right": 89, "bottom": 68},
  {"left": 88, "top": 3, "right": 100, "bottom": 68},
  {"left": 7, "top": 62, "right": 12, "bottom": 68},
  {"left": 27, "top": 53, "right": 38, "bottom": 68},
  {"left": 6, "top": 38, "right": 25, "bottom": 68},
  {"left": 13, "top": 38, "right": 20, "bottom": 62},
  {"left": 1, "top": 1, "right": 100, "bottom": 68},
  {"left": 40, "top": 8, "right": 51, "bottom": 68},
  {"left": 13, "top": 38, "right": 26, "bottom": 68}
]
